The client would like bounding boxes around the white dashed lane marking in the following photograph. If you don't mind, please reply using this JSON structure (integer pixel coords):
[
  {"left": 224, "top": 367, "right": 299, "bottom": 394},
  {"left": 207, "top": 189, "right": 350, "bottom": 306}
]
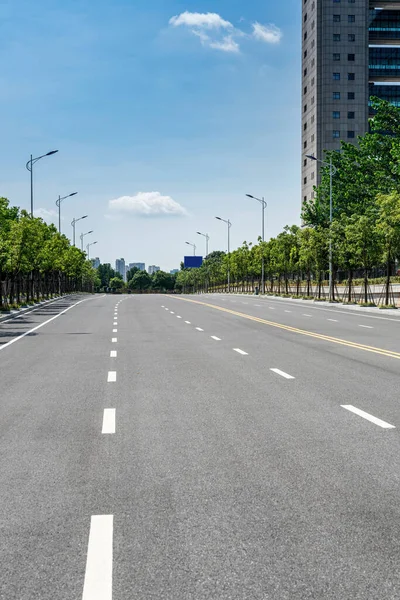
[
  {"left": 185, "top": 321, "right": 191, "bottom": 324},
  {"left": 328, "top": 319, "right": 338, "bottom": 322},
  {"left": 107, "top": 371, "right": 117, "bottom": 383},
  {"left": 358, "top": 324, "right": 373, "bottom": 329},
  {"left": 111, "top": 338, "right": 117, "bottom": 343},
  {"left": 112, "top": 329, "right": 117, "bottom": 333},
  {"left": 110, "top": 350, "right": 117, "bottom": 358},
  {"left": 211, "top": 336, "right": 221, "bottom": 341},
  {"left": 82, "top": 515, "right": 113, "bottom": 600},
  {"left": 196, "top": 327, "right": 204, "bottom": 332},
  {"left": 101, "top": 409, "right": 116, "bottom": 434},
  {"left": 341, "top": 405, "right": 395, "bottom": 429},
  {"left": 270, "top": 368, "right": 295, "bottom": 380},
  {"left": 233, "top": 348, "right": 248, "bottom": 355}
]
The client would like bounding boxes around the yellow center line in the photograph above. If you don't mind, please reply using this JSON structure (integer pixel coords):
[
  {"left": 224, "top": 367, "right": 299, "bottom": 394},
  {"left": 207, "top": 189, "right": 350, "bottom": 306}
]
[{"left": 171, "top": 296, "right": 400, "bottom": 360}]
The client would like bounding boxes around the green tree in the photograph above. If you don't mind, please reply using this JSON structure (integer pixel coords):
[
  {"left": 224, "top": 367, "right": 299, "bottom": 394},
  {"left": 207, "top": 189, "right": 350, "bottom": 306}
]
[
  {"left": 129, "top": 270, "right": 151, "bottom": 291},
  {"left": 109, "top": 277, "right": 124, "bottom": 290},
  {"left": 376, "top": 191, "right": 400, "bottom": 305}
]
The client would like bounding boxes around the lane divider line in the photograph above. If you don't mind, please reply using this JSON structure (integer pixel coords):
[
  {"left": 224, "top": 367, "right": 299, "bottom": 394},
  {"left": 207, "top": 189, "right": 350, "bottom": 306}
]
[
  {"left": 270, "top": 368, "right": 295, "bottom": 380},
  {"left": 233, "top": 348, "right": 248, "bottom": 355},
  {"left": 185, "top": 321, "right": 191, "bottom": 324},
  {"left": 111, "top": 338, "right": 117, "bottom": 343},
  {"left": 113, "top": 322, "right": 117, "bottom": 326},
  {"left": 177, "top": 316, "right": 182, "bottom": 319},
  {"left": 328, "top": 319, "right": 338, "bottom": 322},
  {"left": 359, "top": 325, "right": 373, "bottom": 329},
  {"left": 211, "top": 336, "right": 221, "bottom": 341},
  {"left": 112, "top": 329, "right": 117, "bottom": 333},
  {"left": 110, "top": 350, "right": 117, "bottom": 358},
  {"left": 101, "top": 409, "right": 116, "bottom": 434},
  {"left": 107, "top": 371, "right": 116, "bottom": 383},
  {"left": 170, "top": 297, "right": 400, "bottom": 360},
  {"left": 341, "top": 405, "right": 395, "bottom": 429},
  {"left": 82, "top": 515, "right": 113, "bottom": 600},
  {"left": 196, "top": 327, "right": 204, "bottom": 331}
]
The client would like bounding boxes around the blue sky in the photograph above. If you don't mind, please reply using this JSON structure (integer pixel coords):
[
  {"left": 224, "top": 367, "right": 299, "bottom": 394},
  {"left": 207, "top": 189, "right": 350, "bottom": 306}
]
[{"left": 0, "top": 0, "right": 301, "bottom": 271}]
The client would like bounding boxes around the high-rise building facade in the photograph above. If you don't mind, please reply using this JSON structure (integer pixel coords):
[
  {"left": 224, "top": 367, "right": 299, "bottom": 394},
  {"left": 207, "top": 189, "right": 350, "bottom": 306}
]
[
  {"left": 129, "top": 262, "right": 145, "bottom": 271},
  {"left": 90, "top": 257, "right": 100, "bottom": 269},
  {"left": 115, "top": 258, "right": 126, "bottom": 281},
  {"left": 301, "top": 0, "right": 400, "bottom": 206},
  {"left": 148, "top": 265, "right": 160, "bottom": 275}
]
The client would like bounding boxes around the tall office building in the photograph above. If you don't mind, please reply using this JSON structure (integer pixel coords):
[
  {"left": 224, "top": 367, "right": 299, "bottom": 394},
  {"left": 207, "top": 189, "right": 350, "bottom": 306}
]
[
  {"left": 90, "top": 257, "right": 100, "bottom": 269},
  {"left": 115, "top": 258, "right": 126, "bottom": 281},
  {"left": 301, "top": 0, "right": 400, "bottom": 206},
  {"left": 129, "top": 262, "right": 145, "bottom": 271},
  {"left": 148, "top": 265, "right": 160, "bottom": 275}
]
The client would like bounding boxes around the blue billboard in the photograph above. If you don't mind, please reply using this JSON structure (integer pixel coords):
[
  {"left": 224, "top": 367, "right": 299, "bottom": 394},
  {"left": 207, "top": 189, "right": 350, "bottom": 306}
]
[{"left": 184, "top": 256, "right": 203, "bottom": 268}]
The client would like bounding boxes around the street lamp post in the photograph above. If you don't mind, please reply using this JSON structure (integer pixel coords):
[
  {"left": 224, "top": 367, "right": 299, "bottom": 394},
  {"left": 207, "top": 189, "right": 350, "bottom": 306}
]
[
  {"left": 71, "top": 215, "right": 88, "bottom": 246},
  {"left": 86, "top": 241, "right": 98, "bottom": 260},
  {"left": 56, "top": 192, "right": 77, "bottom": 234},
  {"left": 80, "top": 230, "right": 93, "bottom": 251},
  {"left": 246, "top": 194, "right": 267, "bottom": 294},
  {"left": 196, "top": 231, "right": 210, "bottom": 257},
  {"left": 306, "top": 154, "right": 337, "bottom": 301},
  {"left": 26, "top": 150, "right": 58, "bottom": 217},
  {"left": 215, "top": 216, "right": 232, "bottom": 293},
  {"left": 185, "top": 241, "right": 196, "bottom": 256}
]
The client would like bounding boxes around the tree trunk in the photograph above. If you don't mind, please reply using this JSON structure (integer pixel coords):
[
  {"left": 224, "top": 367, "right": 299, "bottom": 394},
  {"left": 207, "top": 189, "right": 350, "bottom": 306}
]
[
  {"left": 385, "top": 253, "right": 391, "bottom": 306},
  {"left": 347, "top": 269, "right": 353, "bottom": 303},
  {"left": 364, "top": 270, "right": 368, "bottom": 304}
]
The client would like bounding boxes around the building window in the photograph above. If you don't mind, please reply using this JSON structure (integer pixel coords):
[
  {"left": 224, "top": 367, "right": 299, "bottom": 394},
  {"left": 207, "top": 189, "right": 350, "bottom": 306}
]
[
  {"left": 311, "top": 58, "right": 315, "bottom": 67},
  {"left": 347, "top": 130, "right": 355, "bottom": 138},
  {"left": 333, "top": 73, "right": 340, "bottom": 80},
  {"left": 304, "top": 13, "right": 308, "bottom": 21},
  {"left": 348, "top": 34, "right": 355, "bottom": 42},
  {"left": 333, "top": 0, "right": 340, "bottom": 3},
  {"left": 304, "top": 159, "right": 307, "bottom": 167},
  {"left": 311, "top": 134, "right": 315, "bottom": 141},
  {"left": 348, "top": 92, "right": 355, "bottom": 100},
  {"left": 304, "top": 104, "right": 307, "bottom": 113},
  {"left": 304, "top": 50, "right": 308, "bottom": 58},
  {"left": 348, "top": 54, "right": 355, "bottom": 61},
  {"left": 304, "top": 122, "right": 307, "bottom": 131},
  {"left": 304, "top": 31, "right": 307, "bottom": 40},
  {"left": 312, "top": 1, "right": 315, "bottom": 9},
  {"left": 333, "top": 14, "right": 341, "bottom": 22},
  {"left": 304, "top": 140, "right": 307, "bottom": 148},
  {"left": 333, "top": 34, "right": 341, "bottom": 41},
  {"left": 348, "top": 111, "right": 355, "bottom": 119},
  {"left": 348, "top": 0, "right": 355, "bottom": 2},
  {"left": 333, "top": 53, "right": 340, "bottom": 61},
  {"left": 333, "top": 92, "right": 341, "bottom": 99},
  {"left": 311, "top": 171, "right": 315, "bottom": 180},
  {"left": 311, "top": 96, "right": 315, "bottom": 104},
  {"left": 311, "top": 77, "right": 315, "bottom": 85},
  {"left": 304, "top": 196, "right": 307, "bottom": 203},
  {"left": 348, "top": 15, "right": 355, "bottom": 22},
  {"left": 333, "top": 111, "right": 340, "bottom": 118},
  {"left": 311, "top": 20, "right": 315, "bottom": 29},
  {"left": 311, "top": 114, "right": 315, "bottom": 123},
  {"left": 304, "top": 86, "right": 308, "bottom": 94},
  {"left": 304, "top": 68, "right": 308, "bottom": 76},
  {"left": 333, "top": 130, "right": 340, "bottom": 138},
  {"left": 348, "top": 72, "right": 355, "bottom": 80},
  {"left": 304, "top": 177, "right": 307, "bottom": 184},
  {"left": 311, "top": 39, "right": 315, "bottom": 48}
]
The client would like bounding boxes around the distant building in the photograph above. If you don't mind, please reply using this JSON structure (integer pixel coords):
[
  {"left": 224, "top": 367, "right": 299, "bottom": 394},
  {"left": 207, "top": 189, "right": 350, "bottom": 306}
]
[
  {"left": 170, "top": 269, "right": 179, "bottom": 275},
  {"left": 148, "top": 265, "right": 160, "bottom": 275},
  {"left": 91, "top": 257, "right": 100, "bottom": 269},
  {"left": 115, "top": 258, "right": 126, "bottom": 281},
  {"left": 129, "top": 262, "right": 145, "bottom": 271}
]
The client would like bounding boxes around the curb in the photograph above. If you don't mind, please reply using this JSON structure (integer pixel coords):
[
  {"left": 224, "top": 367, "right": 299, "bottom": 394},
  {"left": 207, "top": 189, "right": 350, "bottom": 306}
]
[{"left": 0, "top": 294, "right": 75, "bottom": 324}]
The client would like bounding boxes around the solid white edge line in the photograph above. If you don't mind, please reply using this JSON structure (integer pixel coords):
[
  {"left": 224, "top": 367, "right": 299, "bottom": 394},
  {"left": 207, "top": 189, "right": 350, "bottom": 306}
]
[
  {"left": 110, "top": 350, "right": 117, "bottom": 358},
  {"left": 233, "top": 348, "right": 248, "bottom": 355},
  {"left": 270, "top": 368, "right": 295, "bottom": 380},
  {"left": 82, "top": 515, "right": 113, "bottom": 600},
  {"left": 111, "top": 338, "right": 117, "bottom": 343},
  {"left": 0, "top": 298, "right": 91, "bottom": 352},
  {"left": 102, "top": 409, "right": 116, "bottom": 434},
  {"left": 107, "top": 371, "right": 117, "bottom": 383},
  {"left": 211, "top": 336, "right": 221, "bottom": 341},
  {"left": 341, "top": 405, "right": 395, "bottom": 429}
]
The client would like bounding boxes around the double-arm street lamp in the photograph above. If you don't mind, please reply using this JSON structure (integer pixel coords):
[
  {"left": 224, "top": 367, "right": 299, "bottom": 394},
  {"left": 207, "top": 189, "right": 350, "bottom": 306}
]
[
  {"left": 26, "top": 150, "right": 58, "bottom": 217},
  {"left": 80, "top": 230, "right": 93, "bottom": 252},
  {"left": 56, "top": 192, "right": 77, "bottom": 234},
  {"left": 246, "top": 193, "right": 267, "bottom": 294},
  {"left": 215, "top": 216, "right": 232, "bottom": 293},
  {"left": 71, "top": 215, "right": 88, "bottom": 246},
  {"left": 185, "top": 241, "right": 196, "bottom": 256},
  {"left": 306, "top": 154, "right": 337, "bottom": 302},
  {"left": 196, "top": 231, "right": 210, "bottom": 257},
  {"left": 86, "top": 241, "right": 98, "bottom": 260}
]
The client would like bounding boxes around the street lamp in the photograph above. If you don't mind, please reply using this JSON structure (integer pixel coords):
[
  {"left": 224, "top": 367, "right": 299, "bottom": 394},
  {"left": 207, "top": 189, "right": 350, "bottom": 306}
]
[
  {"left": 306, "top": 154, "right": 337, "bottom": 302},
  {"left": 86, "top": 241, "right": 98, "bottom": 260},
  {"left": 215, "top": 216, "right": 232, "bottom": 293},
  {"left": 196, "top": 231, "right": 210, "bottom": 257},
  {"left": 185, "top": 241, "right": 196, "bottom": 256},
  {"left": 80, "top": 230, "right": 93, "bottom": 252},
  {"left": 246, "top": 194, "right": 267, "bottom": 294},
  {"left": 71, "top": 215, "right": 88, "bottom": 246},
  {"left": 26, "top": 150, "right": 58, "bottom": 217},
  {"left": 56, "top": 192, "right": 77, "bottom": 234}
]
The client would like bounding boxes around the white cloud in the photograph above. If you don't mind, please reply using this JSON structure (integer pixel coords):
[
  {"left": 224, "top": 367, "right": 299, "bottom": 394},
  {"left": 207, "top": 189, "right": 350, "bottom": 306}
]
[
  {"left": 169, "top": 12, "right": 232, "bottom": 30},
  {"left": 252, "top": 22, "right": 282, "bottom": 44},
  {"left": 209, "top": 36, "right": 240, "bottom": 53},
  {"left": 168, "top": 12, "right": 282, "bottom": 53},
  {"left": 36, "top": 208, "right": 58, "bottom": 224},
  {"left": 108, "top": 192, "right": 187, "bottom": 217}
]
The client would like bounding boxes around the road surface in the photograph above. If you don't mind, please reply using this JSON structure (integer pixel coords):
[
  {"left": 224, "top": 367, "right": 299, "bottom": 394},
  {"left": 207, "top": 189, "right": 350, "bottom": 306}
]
[{"left": 1, "top": 292, "right": 400, "bottom": 599}]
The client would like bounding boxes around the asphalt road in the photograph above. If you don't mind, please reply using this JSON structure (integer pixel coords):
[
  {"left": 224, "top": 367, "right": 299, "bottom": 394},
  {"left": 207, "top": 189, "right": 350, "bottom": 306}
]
[{"left": 1, "top": 292, "right": 400, "bottom": 599}]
